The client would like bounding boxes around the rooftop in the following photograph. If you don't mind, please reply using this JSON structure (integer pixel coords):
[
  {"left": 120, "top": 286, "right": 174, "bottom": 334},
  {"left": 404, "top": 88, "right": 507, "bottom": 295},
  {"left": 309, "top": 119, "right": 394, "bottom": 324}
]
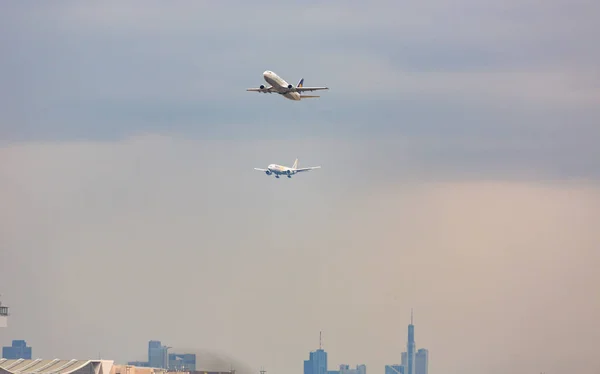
[{"left": 0, "top": 359, "right": 113, "bottom": 374}]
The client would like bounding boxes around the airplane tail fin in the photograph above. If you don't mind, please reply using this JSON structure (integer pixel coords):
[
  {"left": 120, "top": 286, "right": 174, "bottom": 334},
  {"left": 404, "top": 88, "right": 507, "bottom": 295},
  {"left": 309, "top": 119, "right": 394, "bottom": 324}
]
[
  {"left": 292, "top": 158, "right": 298, "bottom": 169},
  {"left": 296, "top": 78, "right": 304, "bottom": 88}
]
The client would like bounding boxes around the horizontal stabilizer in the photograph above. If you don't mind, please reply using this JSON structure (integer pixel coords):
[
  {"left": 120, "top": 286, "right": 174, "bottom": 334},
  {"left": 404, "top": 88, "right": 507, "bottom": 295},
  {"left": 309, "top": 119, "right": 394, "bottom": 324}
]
[{"left": 300, "top": 95, "right": 320, "bottom": 99}]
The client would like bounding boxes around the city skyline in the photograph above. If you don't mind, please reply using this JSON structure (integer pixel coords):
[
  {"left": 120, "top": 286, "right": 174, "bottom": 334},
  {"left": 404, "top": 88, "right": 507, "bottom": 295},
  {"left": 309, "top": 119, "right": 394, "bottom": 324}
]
[{"left": 303, "top": 314, "right": 428, "bottom": 374}]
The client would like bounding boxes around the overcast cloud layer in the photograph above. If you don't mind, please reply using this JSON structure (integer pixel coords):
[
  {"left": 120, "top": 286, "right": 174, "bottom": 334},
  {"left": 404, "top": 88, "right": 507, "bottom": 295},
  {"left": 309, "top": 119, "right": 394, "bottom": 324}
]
[{"left": 1, "top": 2, "right": 599, "bottom": 374}]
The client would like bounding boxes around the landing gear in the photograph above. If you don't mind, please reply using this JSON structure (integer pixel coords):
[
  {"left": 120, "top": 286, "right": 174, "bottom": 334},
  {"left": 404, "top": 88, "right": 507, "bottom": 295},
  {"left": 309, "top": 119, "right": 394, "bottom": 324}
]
[
  {"left": 287, "top": 175, "right": 292, "bottom": 178},
  {"left": 275, "top": 175, "right": 280, "bottom": 178}
]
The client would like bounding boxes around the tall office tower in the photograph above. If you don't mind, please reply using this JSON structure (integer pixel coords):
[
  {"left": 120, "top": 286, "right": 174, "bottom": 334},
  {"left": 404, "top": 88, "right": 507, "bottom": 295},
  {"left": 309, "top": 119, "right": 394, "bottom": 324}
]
[
  {"left": 401, "top": 353, "right": 407, "bottom": 368},
  {"left": 304, "top": 333, "right": 328, "bottom": 374},
  {"left": 406, "top": 310, "right": 416, "bottom": 374},
  {"left": 2, "top": 340, "right": 32, "bottom": 359},
  {"left": 304, "top": 349, "right": 327, "bottom": 374},
  {"left": 415, "top": 349, "right": 428, "bottom": 374},
  {"left": 148, "top": 340, "right": 168, "bottom": 369}
]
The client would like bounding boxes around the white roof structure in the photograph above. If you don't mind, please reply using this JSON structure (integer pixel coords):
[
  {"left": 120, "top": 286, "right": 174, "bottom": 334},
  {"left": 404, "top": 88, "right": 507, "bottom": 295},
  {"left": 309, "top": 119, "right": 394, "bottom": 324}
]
[{"left": 0, "top": 359, "right": 114, "bottom": 374}]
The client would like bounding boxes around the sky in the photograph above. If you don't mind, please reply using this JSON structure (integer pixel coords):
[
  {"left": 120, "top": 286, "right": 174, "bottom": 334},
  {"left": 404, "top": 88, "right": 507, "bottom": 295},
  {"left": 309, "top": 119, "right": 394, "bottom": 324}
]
[{"left": 1, "top": 1, "right": 599, "bottom": 374}]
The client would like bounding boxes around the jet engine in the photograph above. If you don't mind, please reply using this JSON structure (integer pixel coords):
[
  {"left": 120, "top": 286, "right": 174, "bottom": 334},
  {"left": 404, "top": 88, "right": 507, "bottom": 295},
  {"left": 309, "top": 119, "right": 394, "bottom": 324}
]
[
  {"left": 286, "top": 170, "right": 292, "bottom": 175},
  {"left": 287, "top": 84, "right": 293, "bottom": 89},
  {"left": 260, "top": 85, "right": 265, "bottom": 89},
  {"left": 265, "top": 170, "right": 272, "bottom": 175}
]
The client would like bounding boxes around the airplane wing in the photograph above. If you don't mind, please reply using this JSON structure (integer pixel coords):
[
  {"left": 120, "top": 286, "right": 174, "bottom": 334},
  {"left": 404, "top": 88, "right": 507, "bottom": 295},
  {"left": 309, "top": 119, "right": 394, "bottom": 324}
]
[
  {"left": 247, "top": 86, "right": 276, "bottom": 93},
  {"left": 254, "top": 168, "right": 268, "bottom": 171},
  {"left": 295, "top": 87, "right": 329, "bottom": 92},
  {"left": 294, "top": 166, "right": 321, "bottom": 173}
]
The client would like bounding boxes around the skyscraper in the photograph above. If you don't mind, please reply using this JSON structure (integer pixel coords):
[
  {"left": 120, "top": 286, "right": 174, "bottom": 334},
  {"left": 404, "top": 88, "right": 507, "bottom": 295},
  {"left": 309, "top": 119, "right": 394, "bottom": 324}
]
[
  {"left": 406, "top": 310, "right": 416, "bottom": 374},
  {"left": 304, "top": 349, "right": 327, "bottom": 374},
  {"left": 388, "top": 312, "right": 428, "bottom": 374},
  {"left": 304, "top": 334, "right": 328, "bottom": 374},
  {"left": 415, "top": 349, "right": 428, "bottom": 374},
  {"left": 148, "top": 340, "right": 168, "bottom": 369}
]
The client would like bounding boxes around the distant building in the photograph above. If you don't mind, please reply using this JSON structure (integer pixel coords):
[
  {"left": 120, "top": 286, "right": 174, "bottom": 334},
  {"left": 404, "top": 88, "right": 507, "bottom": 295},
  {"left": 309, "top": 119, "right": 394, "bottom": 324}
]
[
  {"left": 168, "top": 353, "right": 196, "bottom": 371},
  {"left": 128, "top": 361, "right": 151, "bottom": 367},
  {"left": 400, "top": 353, "right": 407, "bottom": 368},
  {"left": 304, "top": 349, "right": 327, "bottom": 374},
  {"left": 2, "top": 340, "right": 32, "bottom": 360},
  {"left": 114, "top": 365, "right": 167, "bottom": 374},
  {"left": 338, "top": 364, "right": 366, "bottom": 374},
  {"left": 128, "top": 341, "right": 196, "bottom": 371},
  {"left": 415, "top": 349, "right": 428, "bottom": 374},
  {"left": 148, "top": 341, "right": 169, "bottom": 369},
  {"left": 407, "top": 316, "right": 415, "bottom": 374},
  {"left": 385, "top": 365, "right": 404, "bottom": 374}
]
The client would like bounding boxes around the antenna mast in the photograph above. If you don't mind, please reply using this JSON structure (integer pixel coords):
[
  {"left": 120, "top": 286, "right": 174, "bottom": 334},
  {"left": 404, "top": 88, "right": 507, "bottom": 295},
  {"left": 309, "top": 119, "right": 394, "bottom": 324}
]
[{"left": 319, "top": 331, "right": 322, "bottom": 350}]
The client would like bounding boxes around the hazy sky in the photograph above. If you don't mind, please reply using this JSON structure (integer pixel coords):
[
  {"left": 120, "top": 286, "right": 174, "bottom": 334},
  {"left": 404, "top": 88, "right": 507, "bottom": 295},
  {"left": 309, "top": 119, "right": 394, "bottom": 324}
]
[{"left": 1, "top": 1, "right": 599, "bottom": 374}]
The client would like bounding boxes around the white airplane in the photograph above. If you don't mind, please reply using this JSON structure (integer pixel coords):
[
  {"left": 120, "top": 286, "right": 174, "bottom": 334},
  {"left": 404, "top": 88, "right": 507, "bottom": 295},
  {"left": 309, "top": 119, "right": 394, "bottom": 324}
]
[
  {"left": 246, "top": 70, "right": 329, "bottom": 100},
  {"left": 254, "top": 158, "right": 321, "bottom": 178}
]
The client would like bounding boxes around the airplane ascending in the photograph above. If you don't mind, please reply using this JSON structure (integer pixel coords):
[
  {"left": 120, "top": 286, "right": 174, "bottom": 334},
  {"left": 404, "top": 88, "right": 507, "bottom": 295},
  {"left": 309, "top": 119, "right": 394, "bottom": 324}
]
[
  {"left": 246, "top": 70, "right": 329, "bottom": 100},
  {"left": 254, "top": 159, "right": 321, "bottom": 179}
]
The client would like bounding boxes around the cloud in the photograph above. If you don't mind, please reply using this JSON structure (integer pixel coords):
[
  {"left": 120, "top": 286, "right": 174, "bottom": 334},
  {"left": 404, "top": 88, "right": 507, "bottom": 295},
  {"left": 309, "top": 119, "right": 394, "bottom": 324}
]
[
  {"left": 1, "top": 0, "right": 599, "bottom": 149},
  {"left": 1, "top": 134, "right": 599, "bottom": 374}
]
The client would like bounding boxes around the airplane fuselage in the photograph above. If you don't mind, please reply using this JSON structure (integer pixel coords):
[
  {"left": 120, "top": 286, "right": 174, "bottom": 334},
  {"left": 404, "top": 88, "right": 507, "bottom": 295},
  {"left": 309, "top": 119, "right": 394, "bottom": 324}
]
[
  {"left": 263, "top": 71, "right": 302, "bottom": 101},
  {"left": 266, "top": 164, "right": 295, "bottom": 177}
]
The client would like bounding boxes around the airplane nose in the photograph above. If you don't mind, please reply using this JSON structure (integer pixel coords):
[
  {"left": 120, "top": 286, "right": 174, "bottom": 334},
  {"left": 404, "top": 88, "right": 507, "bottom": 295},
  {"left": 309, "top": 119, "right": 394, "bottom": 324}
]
[{"left": 263, "top": 71, "right": 270, "bottom": 77}]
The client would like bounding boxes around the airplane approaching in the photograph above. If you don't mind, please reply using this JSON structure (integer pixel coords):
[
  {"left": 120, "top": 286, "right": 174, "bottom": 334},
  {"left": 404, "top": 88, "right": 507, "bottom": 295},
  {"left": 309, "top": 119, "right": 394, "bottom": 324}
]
[
  {"left": 246, "top": 71, "right": 329, "bottom": 100},
  {"left": 254, "top": 159, "right": 321, "bottom": 178}
]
